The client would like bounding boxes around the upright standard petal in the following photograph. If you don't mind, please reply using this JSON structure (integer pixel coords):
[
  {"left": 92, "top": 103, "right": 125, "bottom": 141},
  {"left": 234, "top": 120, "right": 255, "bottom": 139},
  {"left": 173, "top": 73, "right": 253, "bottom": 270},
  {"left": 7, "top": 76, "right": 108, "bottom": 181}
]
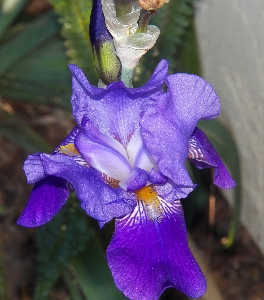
[
  {"left": 107, "top": 199, "right": 206, "bottom": 300},
  {"left": 17, "top": 176, "right": 72, "bottom": 227},
  {"left": 129, "top": 59, "right": 168, "bottom": 95},
  {"left": 141, "top": 104, "right": 193, "bottom": 186},
  {"left": 165, "top": 73, "right": 220, "bottom": 137},
  {"left": 189, "top": 127, "right": 236, "bottom": 189},
  {"left": 69, "top": 61, "right": 166, "bottom": 146},
  {"left": 141, "top": 73, "right": 220, "bottom": 187}
]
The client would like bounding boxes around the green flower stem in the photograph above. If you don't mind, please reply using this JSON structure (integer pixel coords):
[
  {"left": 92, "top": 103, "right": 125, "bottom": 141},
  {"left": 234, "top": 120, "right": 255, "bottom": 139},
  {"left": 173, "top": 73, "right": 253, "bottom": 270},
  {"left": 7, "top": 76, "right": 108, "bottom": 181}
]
[
  {"left": 136, "top": 9, "right": 158, "bottom": 34},
  {"left": 121, "top": 66, "right": 134, "bottom": 87}
]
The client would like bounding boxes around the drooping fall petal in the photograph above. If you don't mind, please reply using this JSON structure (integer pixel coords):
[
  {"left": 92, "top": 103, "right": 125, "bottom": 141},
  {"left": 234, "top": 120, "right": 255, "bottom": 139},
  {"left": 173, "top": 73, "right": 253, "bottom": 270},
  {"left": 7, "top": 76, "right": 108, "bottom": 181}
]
[
  {"left": 17, "top": 176, "right": 72, "bottom": 227},
  {"left": 189, "top": 127, "right": 236, "bottom": 189},
  {"left": 107, "top": 199, "right": 206, "bottom": 300}
]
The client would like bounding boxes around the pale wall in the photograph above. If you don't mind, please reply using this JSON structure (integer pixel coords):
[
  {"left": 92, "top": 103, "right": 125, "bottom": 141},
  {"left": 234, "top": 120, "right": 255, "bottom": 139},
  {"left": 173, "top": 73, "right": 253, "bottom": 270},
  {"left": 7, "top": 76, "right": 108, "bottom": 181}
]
[{"left": 195, "top": 0, "right": 264, "bottom": 252}]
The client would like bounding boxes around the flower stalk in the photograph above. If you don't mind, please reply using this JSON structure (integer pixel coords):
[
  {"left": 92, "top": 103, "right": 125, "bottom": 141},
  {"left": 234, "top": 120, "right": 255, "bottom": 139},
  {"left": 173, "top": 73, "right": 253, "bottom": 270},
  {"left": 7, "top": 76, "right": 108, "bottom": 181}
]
[{"left": 136, "top": 8, "right": 159, "bottom": 33}]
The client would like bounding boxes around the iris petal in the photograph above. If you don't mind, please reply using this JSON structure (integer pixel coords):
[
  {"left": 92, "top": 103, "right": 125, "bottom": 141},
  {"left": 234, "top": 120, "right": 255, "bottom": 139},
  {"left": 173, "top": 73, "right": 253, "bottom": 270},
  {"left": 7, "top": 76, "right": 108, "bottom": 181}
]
[
  {"left": 126, "top": 130, "right": 156, "bottom": 171},
  {"left": 165, "top": 73, "right": 220, "bottom": 136},
  {"left": 81, "top": 116, "right": 128, "bottom": 159},
  {"left": 40, "top": 153, "right": 136, "bottom": 223},
  {"left": 141, "top": 105, "right": 193, "bottom": 186},
  {"left": 75, "top": 131, "right": 131, "bottom": 181},
  {"left": 141, "top": 73, "right": 220, "bottom": 188},
  {"left": 107, "top": 199, "right": 206, "bottom": 300},
  {"left": 119, "top": 168, "right": 148, "bottom": 191},
  {"left": 189, "top": 127, "right": 236, "bottom": 189},
  {"left": 24, "top": 153, "right": 45, "bottom": 184},
  {"left": 69, "top": 61, "right": 166, "bottom": 146},
  {"left": 155, "top": 180, "right": 195, "bottom": 202},
  {"left": 17, "top": 176, "right": 71, "bottom": 227},
  {"left": 148, "top": 168, "right": 167, "bottom": 184},
  {"left": 127, "top": 59, "right": 168, "bottom": 95}
]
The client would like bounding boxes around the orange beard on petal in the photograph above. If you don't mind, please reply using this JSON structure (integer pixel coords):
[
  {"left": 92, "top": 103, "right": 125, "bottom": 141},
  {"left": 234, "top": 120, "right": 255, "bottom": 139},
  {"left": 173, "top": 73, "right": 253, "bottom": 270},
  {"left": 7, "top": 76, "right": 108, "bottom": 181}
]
[
  {"left": 56, "top": 143, "right": 80, "bottom": 156},
  {"left": 136, "top": 186, "right": 164, "bottom": 222}
]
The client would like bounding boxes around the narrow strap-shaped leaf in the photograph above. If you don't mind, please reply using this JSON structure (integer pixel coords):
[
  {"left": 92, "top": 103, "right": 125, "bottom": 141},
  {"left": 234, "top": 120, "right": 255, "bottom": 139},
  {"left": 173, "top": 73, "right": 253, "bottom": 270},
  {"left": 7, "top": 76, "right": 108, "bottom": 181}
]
[
  {"left": 0, "top": 36, "right": 72, "bottom": 108},
  {"left": 0, "top": 79, "right": 70, "bottom": 108},
  {"left": 69, "top": 234, "right": 126, "bottom": 300},
  {"left": 0, "top": 125, "right": 52, "bottom": 154},
  {"left": 34, "top": 198, "right": 92, "bottom": 300},
  {"left": 198, "top": 119, "right": 242, "bottom": 247},
  {"left": 0, "top": 11, "right": 60, "bottom": 76},
  {"left": 63, "top": 268, "right": 84, "bottom": 300},
  {"left": 50, "top": 0, "right": 98, "bottom": 84},
  {"left": 0, "top": 111, "right": 53, "bottom": 153},
  {"left": 0, "top": 0, "right": 29, "bottom": 41}
]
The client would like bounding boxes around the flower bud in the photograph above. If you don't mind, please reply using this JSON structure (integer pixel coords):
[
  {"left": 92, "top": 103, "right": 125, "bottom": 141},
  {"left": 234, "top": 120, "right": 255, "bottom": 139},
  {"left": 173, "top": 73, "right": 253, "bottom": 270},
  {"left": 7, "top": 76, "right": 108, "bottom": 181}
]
[
  {"left": 137, "top": 0, "right": 169, "bottom": 10},
  {"left": 90, "top": 0, "right": 121, "bottom": 85}
]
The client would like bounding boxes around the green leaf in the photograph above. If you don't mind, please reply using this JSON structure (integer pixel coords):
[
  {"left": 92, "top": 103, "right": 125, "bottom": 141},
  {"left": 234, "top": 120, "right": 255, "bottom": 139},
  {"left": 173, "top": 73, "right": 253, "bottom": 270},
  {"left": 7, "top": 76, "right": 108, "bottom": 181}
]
[
  {"left": 34, "top": 197, "right": 92, "bottom": 300},
  {"left": 182, "top": 165, "right": 210, "bottom": 230},
  {"left": 198, "top": 119, "right": 242, "bottom": 247},
  {"left": 69, "top": 235, "right": 126, "bottom": 300},
  {"left": 63, "top": 268, "right": 84, "bottom": 300},
  {"left": 0, "top": 35, "right": 72, "bottom": 108},
  {"left": 176, "top": 19, "right": 201, "bottom": 75},
  {"left": 0, "top": 115, "right": 52, "bottom": 153},
  {"left": 155, "top": 0, "right": 195, "bottom": 69},
  {"left": 0, "top": 11, "right": 61, "bottom": 76},
  {"left": 50, "top": 0, "right": 98, "bottom": 84},
  {"left": 0, "top": 80, "right": 69, "bottom": 107},
  {"left": 0, "top": 0, "right": 29, "bottom": 41}
]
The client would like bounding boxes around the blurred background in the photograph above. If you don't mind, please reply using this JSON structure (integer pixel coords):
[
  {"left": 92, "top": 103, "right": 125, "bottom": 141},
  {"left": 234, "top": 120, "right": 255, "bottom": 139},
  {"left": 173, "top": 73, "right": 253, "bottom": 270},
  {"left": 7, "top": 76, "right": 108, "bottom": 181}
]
[{"left": 0, "top": 0, "right": 264, "bottom": 299}]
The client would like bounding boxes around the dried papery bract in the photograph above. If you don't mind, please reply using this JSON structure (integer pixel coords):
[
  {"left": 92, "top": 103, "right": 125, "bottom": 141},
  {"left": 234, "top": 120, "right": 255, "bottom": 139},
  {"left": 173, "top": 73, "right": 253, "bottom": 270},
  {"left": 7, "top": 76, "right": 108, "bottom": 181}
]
[
  {"left": 138, "top": 0, "right": 169, "bottom": 10},
  {"left": 101, "top": 0, "right": 159, "bottom": 86},
  {"left": 114, "top": 0, "right": 135, "bottom": 17}
]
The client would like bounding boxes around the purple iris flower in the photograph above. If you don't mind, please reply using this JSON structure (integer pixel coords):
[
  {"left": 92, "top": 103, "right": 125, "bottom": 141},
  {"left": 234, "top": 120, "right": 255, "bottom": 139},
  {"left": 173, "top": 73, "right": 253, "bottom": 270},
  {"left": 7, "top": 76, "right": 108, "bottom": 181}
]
[{"left": 18, "top": 59, "right": 235, "bottom": 299}]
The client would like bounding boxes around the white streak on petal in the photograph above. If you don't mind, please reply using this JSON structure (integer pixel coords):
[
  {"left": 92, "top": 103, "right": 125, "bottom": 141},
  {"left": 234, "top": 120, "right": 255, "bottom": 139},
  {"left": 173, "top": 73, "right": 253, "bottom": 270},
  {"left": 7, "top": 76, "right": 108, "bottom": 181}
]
[
  {"left": 120, "top": 197, "right": 181, "bottom": 228},
  {"left": 84, "top": 142, "right": 131, "bottom": 181},
  {"left": 188, "top": 139, "right": 205, "bottom": 160},
  {"left": 76, "top": 133, "right": 131, "bottom": 181},
  {"left": 82, "top": 117, "right": 129, "bottom": 160},
  {"left": 126, "top": 130, "right": 156, "bottom": 171}
]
